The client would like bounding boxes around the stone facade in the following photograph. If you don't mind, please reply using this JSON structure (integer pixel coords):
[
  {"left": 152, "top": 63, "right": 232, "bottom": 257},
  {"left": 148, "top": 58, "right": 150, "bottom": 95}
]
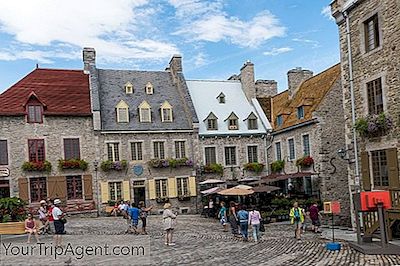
[{"left": 287, "top": 67, "right": 313, "bottom": 99}]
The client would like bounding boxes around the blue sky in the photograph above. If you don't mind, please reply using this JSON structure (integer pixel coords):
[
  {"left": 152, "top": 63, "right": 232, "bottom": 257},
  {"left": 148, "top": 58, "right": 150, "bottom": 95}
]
[{"left": 0, "top": 0, "right": 338, "bottom": 93}]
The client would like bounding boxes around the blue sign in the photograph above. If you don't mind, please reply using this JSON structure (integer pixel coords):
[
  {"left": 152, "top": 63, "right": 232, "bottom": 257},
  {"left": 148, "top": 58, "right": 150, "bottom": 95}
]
[{"left": 133, "top": 165, "right": 144, "bottom": 176}]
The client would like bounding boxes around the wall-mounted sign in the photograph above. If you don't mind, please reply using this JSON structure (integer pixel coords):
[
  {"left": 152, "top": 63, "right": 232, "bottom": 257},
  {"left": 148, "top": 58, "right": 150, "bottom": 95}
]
[
  {"left": 324, "top": 201, "right": 341, "bottom": 214},
  {"left": 133, "top": 165, "right": 144, "bottom": 176},
  {"left": 0, "top": 167, "right": 10, "bottom": 177}
]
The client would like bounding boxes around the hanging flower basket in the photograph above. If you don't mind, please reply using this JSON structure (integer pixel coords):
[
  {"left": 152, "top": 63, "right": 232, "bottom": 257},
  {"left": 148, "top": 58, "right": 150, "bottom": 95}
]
[
  {"left": 354, "top": 112, "right": 393, "bottom": 138},
  {"left": 271, "top": 160, "right": 284, "bottom": 173},
  {"left": 296, "top": 156, "right": 314, "bottom": 168},
  {"left": 148, "top": 158, "right": 194, "bottom": 168},
  {"left": 21, "top": 160, "right": 52, "bottom": 172},
  {"left": 203, "top": 163, "right": 223, "bottom": 174},
  {"left": 58, "top": 159, "right": 88, "bottom": 170},
  {"left": 100, "top": 160, "right": 128, "bottom": 171},
  {"left": 243, "top": 162, "right": 265, "bottom": 173}
]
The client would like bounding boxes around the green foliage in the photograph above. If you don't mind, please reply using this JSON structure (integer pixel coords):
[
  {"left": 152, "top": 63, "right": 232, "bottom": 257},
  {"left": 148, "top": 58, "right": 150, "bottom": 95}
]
[
  {"left": 204, "top": 163, "right": 224, "bottom": 175},
  {"left": 354, "top": 117, "right": 368, "bottom": 136},
  {"left": 0, "top": 197, "right": 27, "bottom": 223},
  {"left": 271, "top": 160, "right": 284, "bottom": 173},
  {"left": 101, "top": 160, "right": 127, "bottom": 171},
  {"left": 107, "top": 200, "right": 116, "bottom": 207},
  {"left": 58, "top": 159, "right": 88, "bottom": 170},
  {"left": 21, "top": 161, "right": 52, "bottom": 172},
  {"left": 295, "top": 156, "right": 314, "bottom": 167},
  {"left": 243, "top": 162, "right": 265, "bottom": 173}
]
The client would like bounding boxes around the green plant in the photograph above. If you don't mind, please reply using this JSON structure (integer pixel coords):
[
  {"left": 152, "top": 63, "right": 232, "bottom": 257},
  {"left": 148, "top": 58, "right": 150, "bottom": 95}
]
[
  {"left": 21, "top": 161, "right": 52, "bottom": 172},
  {"left": 271, "top": 160, "right": 284, "bottom": 173},
  {"left": 204, "top": 163, "right": 223, "bottom": 174},
  {"left": 354, "top": 117, "right": 368, "bottom": 136},
  {"left": 296, "top": 156, "right": 314, "bottom": 168},
  {"left": 101, "top": 160, "right": 127, "bottom": 171},
  {"left": 354, "top": 112, "right": 393, "bottom": 137},
  {"left": 107, "top": 200, "right": 116, "bottom": 207},
  {"left": 58, "top": 159, "right": 88, "bottom": 170},
  {"left": 0, "top": 197, "right": 27, "bottom": 223},
  {"left": 243, "top": 162, "right": 265, "bottom": 173}
]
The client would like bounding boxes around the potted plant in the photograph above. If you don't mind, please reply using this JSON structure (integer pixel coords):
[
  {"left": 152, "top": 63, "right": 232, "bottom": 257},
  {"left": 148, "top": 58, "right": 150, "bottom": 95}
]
[
  {"left": 271, "top": 160, "right": 284, "bottom": 173},
  {"left": 0, "top": 197, "right": 27, "bottom": 234},
  {"left": 100, "top": 160, "right": 128, "bottom": 171},
  {"left": 21, "top": 161, "right": 52, "bottom": 173},
  {"left": 296, "top": 156, "right": 314, "bottom": 168},
  {"left": 148, "top": 159, "right": 169, "bottom": 168},
  {"left": 354, "top": 112, "right": 393, "bottom": 138},
  {"left": 58, "top": 159, "right": 88, "bottom": 170},
  {"left": 203, "top": 163, "right": 223, "bottom": 175},
  {"left": 243, "top": 162, "right": 265, "bottom": 173}
]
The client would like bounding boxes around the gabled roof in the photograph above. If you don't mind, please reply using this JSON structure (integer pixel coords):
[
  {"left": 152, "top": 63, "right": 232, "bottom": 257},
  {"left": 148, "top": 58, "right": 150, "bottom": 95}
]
[
  {"left": 271, "top": 64, "right": 340, "bottom": 130},
  {"left": 0, "top": 68, "right": 91, "bottom": 116}
]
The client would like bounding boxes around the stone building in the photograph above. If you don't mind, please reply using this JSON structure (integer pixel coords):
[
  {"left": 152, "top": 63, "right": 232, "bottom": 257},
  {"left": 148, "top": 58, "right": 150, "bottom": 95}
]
[
  {"left": 0, "top": 68, "right": 97, "bottom": 214},
  {"left": 186, "top": 61, "right": 272, "bottom": 185},
  {"left": 331, "top": 0, "right": 400, "bottom": 234},
  {"left": 260, "top": 64, "right": 351, "bottom": 225},
  {"left": 84, "top": 48, "right": 200, "bottom": 214}
]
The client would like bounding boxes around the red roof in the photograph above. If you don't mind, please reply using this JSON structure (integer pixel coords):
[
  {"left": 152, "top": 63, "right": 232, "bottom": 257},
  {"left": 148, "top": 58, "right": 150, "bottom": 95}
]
[{"left": 0, "top": 68, "right": 91, "bottom": 116}]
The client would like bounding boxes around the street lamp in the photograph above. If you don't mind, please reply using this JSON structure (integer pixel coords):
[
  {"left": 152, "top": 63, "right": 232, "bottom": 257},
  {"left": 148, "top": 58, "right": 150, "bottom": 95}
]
[
  {"left": 93, "top": 160, "right": 100, "bottom": 217},
  {"left": 337, "top": 148, "right": 350, "bottom": 161}
]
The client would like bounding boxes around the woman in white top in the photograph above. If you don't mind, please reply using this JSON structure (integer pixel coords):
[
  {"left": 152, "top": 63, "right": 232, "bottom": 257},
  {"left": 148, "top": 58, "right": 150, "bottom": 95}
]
[
  {"left": 163, "top": 203, "right": 177, "bottom": 246},
  {"left": 248, "top": 206, "right": 262, "bottom": 243},
  {"left": 52, "top": 199, "right": 65, "bottom": 247}
]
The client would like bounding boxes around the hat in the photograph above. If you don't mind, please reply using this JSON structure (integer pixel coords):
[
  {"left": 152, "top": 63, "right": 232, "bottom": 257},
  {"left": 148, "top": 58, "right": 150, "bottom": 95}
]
[
  {"left": 163, "top": 203, "right": 171, "bottom": 209},
  {"left": 54, "top": 199, "right": 62, "bottom": 205},
  {"left": 40, "top": 200, "right": 46, "bottom": 204}
]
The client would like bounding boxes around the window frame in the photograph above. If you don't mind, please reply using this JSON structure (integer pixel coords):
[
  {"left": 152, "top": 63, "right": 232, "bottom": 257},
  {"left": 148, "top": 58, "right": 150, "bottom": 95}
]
[
  {"left": 0, "top": 139, "right": 8, "bottom": 165},
  {"left": 28, "top": 139, "right": 45, "bottom": 162},
  {"left": 155, "top": 179, "right": 168, "bottom": 198},
  {"left": 204, "top": 146, "right": 217, "bottom": 165},
  {"left": 153, "top": 141, "right": 165, "bottom": 159},
  {"left": 106, "top": 142, "right": 120, "bottom": 162},
  {"left": 176, "top": 177, "right": 189, "bottom": 196},
  {"left": 276, "top": 115, "right": 283, "bottom": 127},
  {"left": 66, "top": 175, "right": 83, "bottom": 200},
  {"left": 371, "top": 150, "right": 389, "bottom": 188},
  {"left": 288, "top": 138, "right": 295, "bottom": 161},
  {"left": 297, "top": 106, "right": 304, "bottom": 119},
  {"left": 161, "top": 107, "right": 173, "bottom": 122},
  {"left": 247, "top": 145, "right": 258, "bottom": 163},
  {"left": 224, "top": 146, "right": 237, "bottom": 166},
  {"left": 117, "top": 107, "right": 129, "bottom": 123},
  {"left": 27, "top": 104, "right": 43, "bottom": 123},
  {"left": 364, "top": 14, "right": 380, "bottom": 53},
  {"left": 29, "top": 177, "right": 47, "bottom": 203},
  {"left": 366, "top": 77, "right": 384, "bottom": 115},
  {"left": 174, "top": 141, "right": 186, "bottom": 159},
  {"left": 207, "top": 118, "right": 218, "bottom": 130},
  {"left": 130, "top": 141, "right": 143, "bottom": 161},
  {"left": 63, "top": 138, "right": 80, "bottom": 160},
  {"left": 302, "top": 134, "right": 310, "bottom": 156},
  {"left": 109, "top": 181, "right": 122, "bottom": 201},
  {"left": 275, "top": 142, "right": 282, "bottom": 161}
]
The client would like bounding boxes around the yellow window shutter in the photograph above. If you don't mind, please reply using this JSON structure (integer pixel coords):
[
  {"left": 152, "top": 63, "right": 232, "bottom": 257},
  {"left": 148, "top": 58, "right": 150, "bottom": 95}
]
[
  {"left": 122, "top": 180, "right": 131, "bottom": 201},
  {"left": 148, "top": 179, "right": 156, "bottom": 200},
  {"left": 100, "top": 181, "right": 109, "bottom": 203},
  {"left": 168, "top": 177, "right": 177, "bottom": 198},
  {"left": 189, "top": 176, "right": 197, "bottom": 196}
]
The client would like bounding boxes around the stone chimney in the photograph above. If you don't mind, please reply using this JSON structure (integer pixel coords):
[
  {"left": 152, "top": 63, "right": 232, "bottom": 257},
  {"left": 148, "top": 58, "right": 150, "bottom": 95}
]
[
  {"left": 169, "top": 54, "right": 182, "bottom": 73},
  {"left": 287, "top": 67, "right": 313, "bottom": 99},
  {"left": 240, "top": 60, "right": 256, "bottom": 101},
  {"left": 83, "top": 47, "right": 96, "bottom": 73},
  {"left": 255, "top": 80, "right": 278, "bottom": 98}
]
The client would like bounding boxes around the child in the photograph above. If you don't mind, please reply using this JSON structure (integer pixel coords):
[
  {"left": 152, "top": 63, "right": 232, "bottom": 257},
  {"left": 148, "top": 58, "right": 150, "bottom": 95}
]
[{"left": 25, "top": 213, "right": 40, "bottom": 243}]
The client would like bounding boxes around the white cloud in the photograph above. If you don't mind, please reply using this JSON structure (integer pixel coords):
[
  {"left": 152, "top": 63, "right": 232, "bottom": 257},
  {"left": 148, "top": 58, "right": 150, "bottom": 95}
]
[
  {"left": 169, "top": 0, "right": 285, "bottom": 48},
  {"left": 0, "top": 0, "right": 179, "bottom": 63},
  {"left": 193, "top": 52, "right": 207, "bottom": 67},
  {"left": 321, "top": 6, "right": 334, "bottom": 21},
  {"left": 263, "top": 47, "right": 293, "bottom": 56},
  {"left": 292, "top": 38, "right": 320, "bottom": 48}
]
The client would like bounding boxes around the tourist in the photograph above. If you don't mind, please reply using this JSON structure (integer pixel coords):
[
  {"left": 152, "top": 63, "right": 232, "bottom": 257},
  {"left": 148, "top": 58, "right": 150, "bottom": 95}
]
[
  {"left": 228, "top": 201, "right": 239, "bottom": 235},
  {"left": 309, "top": 202, "right": 322, "bottom": 233},
  {"left": 52, "top": 198, "right": 66, "bottom": 247},
  {"left": 218, "top": 201, "right": 228, "bottom": 232},
  {"left": 46, "top": 199, "right": 55, "bottom": 234},
  {"left": 139, "top": 201, "right": 153, "bottom": 234},
  {"left": 110, "top": 201, "right": 119, "bottom": 217},
  {"left": 237, "top": 205, "right": 249, "bottom": 241},
  {"left": 248, "top": 206, "right": 262, "bottom": 243},
  {"left": 208, "top": 198, "right": 214, "bottom": 218},
  {"left": 128, "top": 202, "right": 140, "bottom": 232},
  {"left": 163, "top": 203, "right": 177, "bottom": 246},
  {"left": 38, "top": 200, "right": 49, "bottom": 234},
  {"left": 25, "top": 213, "right": 40, "bottom": 244},
  {"left": 289, "top": 202, "right": 305, "bottom": 240}
]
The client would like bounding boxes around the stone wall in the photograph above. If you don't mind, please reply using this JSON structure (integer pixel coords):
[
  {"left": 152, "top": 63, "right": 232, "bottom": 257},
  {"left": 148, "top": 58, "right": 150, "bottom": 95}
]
[
  {"left": 255, "top": 80, "right": 278, "bottom": 98},
  {"left": 240, "top": 61, "right": 256, "bottom": 101},
  {"left": 287, "top": 67, "right": 313, "bottom": 99}
]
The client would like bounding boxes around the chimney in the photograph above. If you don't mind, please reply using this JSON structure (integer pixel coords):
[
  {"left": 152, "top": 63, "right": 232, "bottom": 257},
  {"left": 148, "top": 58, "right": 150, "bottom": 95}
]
[
  {"left": 287, "top": 67, "right": 313, "bottom": 99},
  {"left": 255, "top": 80, "right": 278, "bottom": 98},
  {"left": 83, "top": 47, "right": 96, "bottom": 73},
  {"left": 169, "top": 54, "right": 182, "bottom": 73},
  {"left": 240, "top": 60, "right": 255, "bottom": 101}
]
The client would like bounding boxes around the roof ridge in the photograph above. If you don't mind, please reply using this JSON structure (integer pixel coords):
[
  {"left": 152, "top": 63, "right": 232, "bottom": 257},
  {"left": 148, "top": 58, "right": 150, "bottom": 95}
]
[{"left": 186, "top": 79, "right": 240, "bottom": 83}]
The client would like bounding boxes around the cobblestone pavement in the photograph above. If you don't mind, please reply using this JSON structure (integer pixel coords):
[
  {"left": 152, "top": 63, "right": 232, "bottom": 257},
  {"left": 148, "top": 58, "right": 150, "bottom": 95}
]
[{"left": 2, "top": 215, "right": 400, "bottom": 266}]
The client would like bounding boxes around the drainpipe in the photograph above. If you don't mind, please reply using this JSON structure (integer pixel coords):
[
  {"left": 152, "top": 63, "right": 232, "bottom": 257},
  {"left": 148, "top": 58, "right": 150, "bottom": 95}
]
[{"left": 265, "top": 132, "right": 274, "bottom": 176}]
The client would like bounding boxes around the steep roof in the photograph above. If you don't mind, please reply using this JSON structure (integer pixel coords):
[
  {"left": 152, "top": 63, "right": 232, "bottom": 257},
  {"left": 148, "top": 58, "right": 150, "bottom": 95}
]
[
  {"left": 186, "top": 80, "right": 271, "bottom": 135},
  {"left": 97, "top": 69, "right": 197, "bottom": 131},
  {"left": 0, "top": 68, "right": 91, "bottom": 116},
  {"left": 271, "top": 64, "right": 341, "bottom": 130}
]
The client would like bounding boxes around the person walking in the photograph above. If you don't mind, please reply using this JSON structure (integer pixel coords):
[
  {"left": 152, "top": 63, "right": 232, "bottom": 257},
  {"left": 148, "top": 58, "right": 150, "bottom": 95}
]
[
  {"left": 25, "top": 213, "right": 40, "bottom": 244},
  {"left": 248, "top": 206, "right": 262, "bottom": 243},
  {"left": 128, "top": 203, "right": 140, "bottom": 233},
  {"left": 218, "top": 202, "right": 228, "bottom": 232},
  {"left": 46, "top": 199, "right": 55, "bottom": 234},
  {"left": 228, "top": 201, "right": 239, "bottom": 236},
  {"left": 139, "top": 201, "right": 153, "bottom": 235},
  {"left": 163, "top": 203, "right": 177, "bottom": 246},
  {"left": 38, "top": 200, "right": 49, "bottom": 234},
  {"left": 52, "top": 199, "right": 66, "bottom": 247},
  {"left": 309, "top": 202, "right": 322, "bottom": 233},
  {"left": 237, "top": 205, "right": 249, "bottom": 241},
  {"left": 290, "top": 202, "right": 305, "bottom": 240}
]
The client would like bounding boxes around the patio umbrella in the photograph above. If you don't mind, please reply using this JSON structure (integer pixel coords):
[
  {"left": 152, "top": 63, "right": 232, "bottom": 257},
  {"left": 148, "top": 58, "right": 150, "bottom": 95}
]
[
  {"left": 238, "top": 177, "right": 259, "bottom": 183},
  {"left": 200, "top": 187, "right": 222, "bottom": 195},
  {"left": 199, "top": 179, "right": 225, "bottom": 185},
  {"left": 251, "top": 185, "right": 281, "bottom": 193},
  {"left": 233, "top": 184, "right": 253, "bottom": 190},
  {"left": 218, "top": 187, "right": 255, "bottom": 196}
]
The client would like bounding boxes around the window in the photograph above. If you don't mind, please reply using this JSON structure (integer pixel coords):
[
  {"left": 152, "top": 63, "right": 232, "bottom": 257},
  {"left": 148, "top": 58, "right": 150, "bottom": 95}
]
[
  {"left": 139, "top": 101, "right": 151, "bottom": 122},
  {"left": 66, "top": 175, "right": 83, "bottom": 199},
  {"left": 226, "top": 112, "right": 239, "bottom": 130},
  {"left": 207, "top": 118, "right": 217, "bottom": 130},
  {"left": 107, "top": 143, "right": 119, "bottom": 162},
  {"left": 131, "top": 142, "right": 143, "bottom": 161},
  {"left": 225, "top": 147, "right": 237, "bottom": 166},
  {"left": 247, "top": 146, "right": 258, "bottom": 163},
  {"left": 125, "top": 82, "right": 133, "bottom": 94},
  {"left": 248, "top": 118, "right": 258, "bottom": 130},
  {"left": 288, "top": 139, "right": 295, "bottom": 160},
  {"left": 217, "top": 93, "right": 225, "bottom": 104},
  {"left": 175, "top": 141, "right": 186, "bottom": 159},
  {"left": 367, "top": 78, "right": 383, "bottom": 115},
  {"left": 109, "top": 182, "right": 122, "bottom": 201},
  {"left": 63, "top": 138, "right": 80, "bottom": 160},
  {"left": 145, "top": 82, "right": 153, "bottom": 95},
  {"left": 27, "top": 105, "right": 43, "bottom": 123},
  {"left": 364, "top": 14, "right": 380, "bottom": 52},
  {"left": 161, "top": 101, "right": 173, "bottom": 122},
  {"left": 116, "top": 100, "right": 129, "bottom": 123},
  {"left": 205, "top": 147, "right": 216, "bottom": 165},
  {"left": 30, "top": 177, "right": 47, "bottom": 203},
  {"left": 28, "top": 139, "right": 45, "bottom": 162},
  {"left": 371, "top": 150, "right": 389, "bottom": 187},
  {"left": 297, "top": 106, "right": 304, "bottom": 119},
  {"left": 177, "top": 177, "right": 189, "bottom": 196},
  {"left": 0, "top": 140, "right": 8, "bottom": 165},
  {"left": 155, "top": 179, "right": 168, "bottom": 198},
  {"left": 276, "top": 115, "right": 283, "bottom": 127},
  {"left": 153, "top": 141, "right": 165, "bottom": 159},
  {"left": 275, "top": 142, "right": 282, "bottom": 161},
  {"left": 302, "top": 134, "right": 310, "bottom": 156}
]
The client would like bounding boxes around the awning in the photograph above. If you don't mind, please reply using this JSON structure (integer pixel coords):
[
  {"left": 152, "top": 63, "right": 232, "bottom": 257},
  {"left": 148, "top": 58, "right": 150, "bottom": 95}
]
[
  {"left": 261, "top": 172, "right": 316, "bottom": 183},
  {"left": 218, "top": 187, "right": 255, "bottom": 196},
  {"left": 238, "top": 177, "right": 260, "bottom": 183},
  {"left": 199, "top": 179, "right": 226, "bottom": 185},
  {"left": 200, "top": 187, "right": 222, "bottom": 195},
  {"left": 233, "top": 184, "right": 253, "bottom": 190},
  {"left": 252, "top": 185, "right": 281, "bottom": 193}
]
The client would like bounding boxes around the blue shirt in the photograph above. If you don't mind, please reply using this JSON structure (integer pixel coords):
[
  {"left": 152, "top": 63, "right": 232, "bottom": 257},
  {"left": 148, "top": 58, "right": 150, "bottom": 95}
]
[
  {"left": 128, "top": 207, "right": 140, "bottom": 220},
  {"left": 237, "top": 210, "right": 249, "bottom": 223}
]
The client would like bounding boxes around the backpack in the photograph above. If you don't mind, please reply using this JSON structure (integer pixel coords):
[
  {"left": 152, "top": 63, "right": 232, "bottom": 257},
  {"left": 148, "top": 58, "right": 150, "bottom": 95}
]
[{"left": 293, "top": 208, "right": 300, "bottom": 221}]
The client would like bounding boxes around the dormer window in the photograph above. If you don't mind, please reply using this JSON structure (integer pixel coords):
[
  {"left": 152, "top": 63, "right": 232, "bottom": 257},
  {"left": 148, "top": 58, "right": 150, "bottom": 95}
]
[
  {"left": 139, "top": 100, "right": 151, "bottom": 122},
  {"left": 276, "top": 115, "right": 283, "bottom": 127},
  {"left": 145, "top": 82, "right": 153, "bottom": 95},
  {"left": 245, "top": 112, "right": 258, "bottom": 130},
  {"left": 125, "top": 82, "right": 133, "bottom": 94},
  {"left": 297, "top": 106, "right": 304, "bottom": 119},
  {"left": 27, "top": 104, "right": 43, "bottom": 123},
  {"left": 217, "top": 92, "right": 225, "bottom": 104},
  {"left": 116, "top": 100, "right": 129, "bottom": 123},
  {"left": 225, "top": 112, "right": 239, "bottom": 130},
  {"left": 204, "top": 112, "right": 218, "bottom": 130},
  {"left": 160, "top": 101, "right": 173, "bottom": 122}
]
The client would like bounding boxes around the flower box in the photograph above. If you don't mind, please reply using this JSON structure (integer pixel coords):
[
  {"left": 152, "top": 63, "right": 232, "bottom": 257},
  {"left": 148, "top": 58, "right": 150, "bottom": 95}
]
[
  {"left": 203, "top": 163, "right": 223, "bottom": 174},
  {"left": 156, "top": 197, "right": 169, "bottom": 204},
  {"left": 271, "top": 160, "right": 284, "bottom": 173},
  {"left": 296, "top": 156, "right": 314, "bottom": 168},
  {"left": 100, "top": 160, "right": 128, "bottom": 171},
  {"left": 354, "top": 112, "right": 393, "bottom": 138},
  {"left": 178, "top": 195, "right": 191, "bottom": 201},
  {"left": 21, "top": 161, "right": 52, "bottom": 172},
  {"left": 58, "top": 159, "right": 88, "bottom": 171},
  {"left": 243, "top": 162, "right": 265, "bottom": 173},
  {"left": 148, "top": 158, "right": 194, "bottom": 168}
]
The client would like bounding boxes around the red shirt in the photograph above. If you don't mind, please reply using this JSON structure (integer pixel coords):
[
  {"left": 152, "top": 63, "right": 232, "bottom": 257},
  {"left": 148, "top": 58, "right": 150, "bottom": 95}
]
[{"left": 48, "top": 206, "right": 54, "bottom": 221}]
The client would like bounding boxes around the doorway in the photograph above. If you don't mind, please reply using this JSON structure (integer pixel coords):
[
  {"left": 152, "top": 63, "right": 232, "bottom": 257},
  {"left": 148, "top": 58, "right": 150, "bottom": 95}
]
[
  {"left": 0, "top": 180, "right": 10, "bottom": 199},
  {"left": 133, "top": 187, "right": 146, "bottom": 204}
]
